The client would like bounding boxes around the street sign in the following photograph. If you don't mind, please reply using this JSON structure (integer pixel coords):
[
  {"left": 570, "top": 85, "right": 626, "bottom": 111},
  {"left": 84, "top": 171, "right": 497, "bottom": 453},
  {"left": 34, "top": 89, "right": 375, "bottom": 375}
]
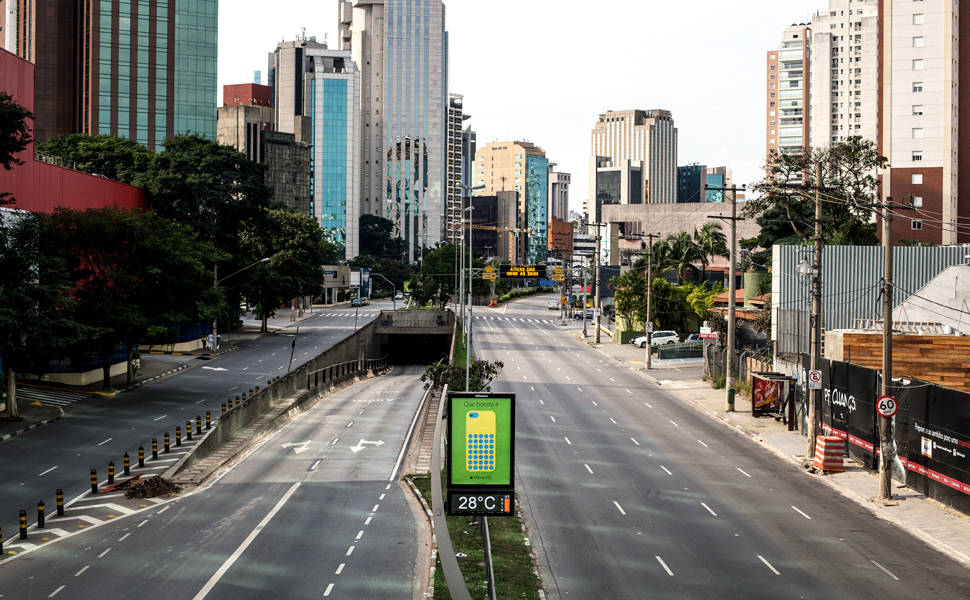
[
  {"left": 560, "top": 296, "right": 568, "bottom": 305},
  {"left": 645, "top": 322, "right": 654, "bottom": 333},
  {"left": 499, "top": 265, "right": 542, "bottom": 279},
  {"left": 876, "top": 395, "right": 898, "bottom": 419},
  {"left": 482, "top": 265, "right": 496, "bottom": 281},
  {"left": 446, "top": 393, "right": 515, "bottom": 517},
  {"left": 808, "top": 369, "right": 822, "bottom": 390},
  {"left": 699, "top": 332, "right": 718, "bottom": 339},
  {"left": 700, "top": 326, "right": 712, "bottom": 334},
  {"left": 594, "top": 308, "right": 601, "bottom": 317},
  {"left": 551, "top": 266, "right": 564, "bottom": 282}
]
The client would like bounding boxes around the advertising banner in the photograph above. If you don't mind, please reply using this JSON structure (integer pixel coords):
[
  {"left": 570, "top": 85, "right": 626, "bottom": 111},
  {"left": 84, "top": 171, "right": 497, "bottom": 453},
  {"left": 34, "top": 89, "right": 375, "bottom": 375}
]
[{"left": 819, "top": 360, "right": 877, "bottom": 469}]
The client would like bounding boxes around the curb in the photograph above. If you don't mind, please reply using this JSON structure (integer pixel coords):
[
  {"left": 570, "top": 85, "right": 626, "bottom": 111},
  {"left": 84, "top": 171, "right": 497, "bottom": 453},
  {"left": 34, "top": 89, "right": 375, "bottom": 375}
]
[
  {"left": 120, "top": 363, "right": 192, "bottom": 392},
  {"left": 404, "top": 476, "right": 437, "bottom": 600},
  {"left": 0, "top": 407, "right": 65, "bottom": 442}
]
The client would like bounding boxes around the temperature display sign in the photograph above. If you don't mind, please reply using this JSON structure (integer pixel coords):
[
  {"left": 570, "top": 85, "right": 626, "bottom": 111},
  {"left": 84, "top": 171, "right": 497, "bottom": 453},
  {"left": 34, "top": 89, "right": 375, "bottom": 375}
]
[{"left": 446, "top": 392, "right": 515, "bottom": 517}]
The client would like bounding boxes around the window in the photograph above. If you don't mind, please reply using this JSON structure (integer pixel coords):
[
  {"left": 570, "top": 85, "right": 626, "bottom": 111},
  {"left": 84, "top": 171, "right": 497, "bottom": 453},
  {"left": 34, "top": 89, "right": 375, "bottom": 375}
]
[
  {"left": 913, "top": 13, "right": 924, "bottom": 24},
  {"left": 911, "top": 219, "right": 923, "bottom": 231},
  {"left": 913, "top": 151, "right": 923, "bottom": 161},
  {"left": 769, "top": 53, "right": 776, "bottom": 60},
  {"left": 913, "top": 59, "right": 924, "bottom": 70},
  {"left": 912, "top": 196, "right": 923, "bottom": 207},
  {"left": 913, "top": 36, "right": 925, "bottom": 47},
  {"left": 913, "top": 105, "right": 924, "bottom": 115},
  {"left": 913, "top": 128, "right": 924, "bottom": 138},
  {"left": 912, "top": 173, "right": 923, "bottom": 184},
  {"left": 913, "top": 81, "right": 924, "bottom": 92}
]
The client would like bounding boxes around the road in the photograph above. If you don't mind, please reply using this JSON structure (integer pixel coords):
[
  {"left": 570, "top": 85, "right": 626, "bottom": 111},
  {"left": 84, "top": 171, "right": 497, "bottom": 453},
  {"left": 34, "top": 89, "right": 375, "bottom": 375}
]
[
  {"left": 473, "top": 296, "right": 970, "bottom": 599},
  {"left": 0, "top": 365, "right": 428, "bottom": 599},
  {"left": 0, "top": 300, "right": 393, "bottom": 542}
]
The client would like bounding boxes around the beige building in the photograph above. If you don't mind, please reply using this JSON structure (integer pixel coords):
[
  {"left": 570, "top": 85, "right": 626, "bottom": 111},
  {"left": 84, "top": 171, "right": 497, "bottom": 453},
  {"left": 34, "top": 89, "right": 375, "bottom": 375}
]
[{"left": 590, "top": 109, "right": 677, "bottom": 205}]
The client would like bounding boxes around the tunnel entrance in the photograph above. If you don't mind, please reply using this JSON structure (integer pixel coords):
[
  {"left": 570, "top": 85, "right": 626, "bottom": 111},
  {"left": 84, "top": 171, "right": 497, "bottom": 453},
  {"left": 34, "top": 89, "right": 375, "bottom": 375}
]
[{"left": 373, "top": 309, "right": 455, "bottom": 366}]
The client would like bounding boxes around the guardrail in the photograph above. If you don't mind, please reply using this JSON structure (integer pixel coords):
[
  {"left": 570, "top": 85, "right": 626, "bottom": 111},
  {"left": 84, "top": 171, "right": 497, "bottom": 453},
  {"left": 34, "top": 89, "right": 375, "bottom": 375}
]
[{"left": 305, "top": 355, "right": 389, "bottom": 394}]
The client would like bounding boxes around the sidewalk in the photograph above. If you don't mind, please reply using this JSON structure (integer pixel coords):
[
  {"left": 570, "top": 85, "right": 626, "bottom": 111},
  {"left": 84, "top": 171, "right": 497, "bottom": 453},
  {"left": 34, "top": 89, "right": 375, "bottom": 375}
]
[{"left": 586, "top": 335, "right": 970, "bottom": 569}]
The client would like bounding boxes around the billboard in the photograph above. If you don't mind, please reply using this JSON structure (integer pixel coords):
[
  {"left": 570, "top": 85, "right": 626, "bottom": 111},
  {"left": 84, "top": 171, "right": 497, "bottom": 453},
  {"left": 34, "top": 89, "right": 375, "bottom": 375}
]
[{"left": 446, "top": 392, "right": 515, "bottom": 516}]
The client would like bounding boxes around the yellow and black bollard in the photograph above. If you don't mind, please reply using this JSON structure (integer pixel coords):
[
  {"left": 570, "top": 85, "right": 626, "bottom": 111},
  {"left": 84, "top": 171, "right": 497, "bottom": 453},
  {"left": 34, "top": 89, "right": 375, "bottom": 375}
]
[
  {"left": 164, "top": 432, "right": 170, "bottom": 453},
  {"left": 56, "top": 489, "right": 65, "bottom": 516},
  {"left": 241, "top": 392, "right": 247, "bottom": 402},
  {"left": 19, "top": 510, "right": 27, "bottom": 540},
  {"left": 221, "top": 402, "right": 226, "bottom": 415},
  {"left": 235, "top": 395, "right": 241, "bottom": 407},
  {"left": 90, "top": 469, "right": 98, "bottom": 494},
  {"left": 186, "top": 420, "right": 192, "bottom": 441},
  {"left": 123, "top": 452, "right": 131, "bottom": 475},
  {"left": 249, "top": 388, "right": 254, "bottom": 398},
  {"left": 205, "top": 411, "right": 212, "bottom": 430},
  {"left": 37, "top": 500, "right": 45, "bottom": 529},
  {"left": 195, "top": 415, "right": 202, "bottom": 435},
  {"left": 139, "top": 445, "right": 145, "bottom": 467},
  {"left": 255, "top": 385, "right": 260, "bottom": 393},
  {"left": 175, "top": 426, "right": 182, "bottom": 447},
  {"left": 107, "top": 461, "right": 115, "bottom": 485},
  {"left": 152, "top": 438, "right": 159, "bottom": 459}
]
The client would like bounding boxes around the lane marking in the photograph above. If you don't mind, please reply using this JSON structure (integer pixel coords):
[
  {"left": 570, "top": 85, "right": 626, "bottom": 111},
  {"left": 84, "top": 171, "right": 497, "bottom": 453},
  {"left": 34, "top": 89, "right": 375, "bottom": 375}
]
[
  {"left": 758, "top": 555, "right": 780, "bottom": 575},
  {"left": 97, "top": 438, "right": 113, "bottom": 446},
  {"left": 538, "top": 399, "right": 545, "bottom": 405},
  {"left": 153, "top": 415, "right": 166, "bottom": 422},
  {"left": 97, "top": 547, "right": 112, "bottom": 558},
  {"left": 791, "top": 505, "right": 812, "bottom": 520},
  {"left": 364, "top": 516, "right": 372, "bottom": 525},
  {"left": 697, "top": 440, "right": 709, "bottom": 448},
  {"left": 324, "top": 583, "right": 334, "bottom": 596},
  {"left": 564, "top": 437, "right": 572, "bottom": 445},
  {"left": 584, "top": 464, "right": 594, "bottom": 474},
  {"left": 191, "top": 481, "right": 301, "bottom": 600},
  {"left": 655, "top": 555, "right": 674, "bottom": 576},
  {"left": 118, "top": 533, "right": 130, "bottom": 542},
  {"left": 609, "top": 377, "right": 616, "bottom": 382},
  {"left": 701, "top": 502, "right": 718, "bottom": 517},
  {"left": 335, "top": 563, "right": 345, "bottom": 575},
  {"left": 591, "top": 400, "right": 598, "bottom": 407},
  {"left": 643, "top": 401, "right": 653, "bottom": 408},
  {"left": 330, "top": 437, "right": 340, "bottom": 446},
  {"left": 74, "top": 565, "right": 90, "bottom": 577},
  {"left": 308, "top": 460, "right": 322, "bottom": 472},
  {"left": 609, "top": 417, "right": 617, "bottom": 424},
  {"left": 355, "top": 530, "right": 364, "bottom": 541},
  {"left": 550, "top": 416, "right": 557, "bottom": 423},
  {"left": 669, "top": 420, "right": 679, "bottom": 428},
  {"left": 577, "top": 387, "right": 583, "bottom": 392},
  {"left": 48, "top": 586, "right": 66, "bottom": 598},
  {"left": 346, "top": 546, "right": 355, "bottom": 556},
  {"left": 379, "top": 493, "right": 386, "bottom": 500},
  {"left": 659, "top": 465, "right": 673, "bottom": 476},
  {"left": 612, "top": 501, "right": 626, "bottom": 516},
  {"left": 630, "top": 438, "right": 640, "bottom": 446},
  {"left": 530, "top": 386, "right": 535, "bottom": 391},
  {"left": 737, "top": 468, "right": 752, "bottom": 478},
  {"left": 136, "top": 519, "right": 149, "bottom": 528},
  {"left": 625, "top": 389, "right": 632, "bottom": 394},
  {"left": 345, "top": 421, "right": 354, "bottom": 428},
  {"left": 870, "top": 560, "right": 899, "bottom": 581},
  {"left": 39, "top": 466, "right": 58, "bottom": 477},
  {"left": 371, "top": 504, "right": 379, "bottom": 512}
]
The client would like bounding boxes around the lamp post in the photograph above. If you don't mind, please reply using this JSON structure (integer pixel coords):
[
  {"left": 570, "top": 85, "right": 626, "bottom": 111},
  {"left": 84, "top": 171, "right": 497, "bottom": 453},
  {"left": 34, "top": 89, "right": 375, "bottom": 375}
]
[
  {"left": 212, "top": 257, "right": 270, "bottom": 352},
  {"left": 372, "top": 272, "right": 397, "bottom": 310},
  {"left": 459, "top": 183, "right": 485, "bottom": 391}
]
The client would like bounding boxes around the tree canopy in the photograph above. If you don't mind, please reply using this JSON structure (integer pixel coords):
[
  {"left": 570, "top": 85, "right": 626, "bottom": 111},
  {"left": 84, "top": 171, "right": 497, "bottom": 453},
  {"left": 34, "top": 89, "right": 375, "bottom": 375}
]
[
  {"left": 36, "top": 133, "right": 155, "bottom": 188},
  {"left": 359, "top": 214, "right": 407, "bottom": 261},
  {"left": 0, "top": 92, "right": 34, "bottom": 206}
]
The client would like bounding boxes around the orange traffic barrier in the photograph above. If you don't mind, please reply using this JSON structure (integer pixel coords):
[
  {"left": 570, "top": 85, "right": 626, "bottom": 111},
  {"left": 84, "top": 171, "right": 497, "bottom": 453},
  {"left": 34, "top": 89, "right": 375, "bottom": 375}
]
[{"left": 813, "top": 435, "right": 845, "bottom": 473}]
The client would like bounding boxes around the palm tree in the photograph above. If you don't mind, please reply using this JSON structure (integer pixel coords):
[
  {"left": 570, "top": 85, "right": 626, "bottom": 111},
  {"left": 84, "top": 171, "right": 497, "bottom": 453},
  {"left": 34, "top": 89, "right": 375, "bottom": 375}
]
[
  {"left": 693, "top": 222, "right": 729, "bottom": 284},
  {"left": 666, "top": 231, "right": 702, "bottom": 283}
]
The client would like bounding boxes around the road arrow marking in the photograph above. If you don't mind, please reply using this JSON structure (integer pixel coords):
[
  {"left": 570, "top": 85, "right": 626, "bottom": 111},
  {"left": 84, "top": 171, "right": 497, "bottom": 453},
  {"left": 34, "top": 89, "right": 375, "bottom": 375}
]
[
  {"left": 349, "top": 439, "right": 385, "bottom": 453},
  {"left": 281, "top": 441, "right": 311, "bottom": 454},
  {"left": 201, "top": 366, "right": 227, "bottom": 372}
]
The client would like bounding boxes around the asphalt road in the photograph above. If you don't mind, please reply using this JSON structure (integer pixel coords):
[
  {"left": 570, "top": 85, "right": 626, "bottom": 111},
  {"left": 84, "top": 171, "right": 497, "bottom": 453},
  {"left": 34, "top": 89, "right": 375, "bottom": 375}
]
[
  {"left": 473, "top": 296, "right": 970, "bottom": 599},
  {"left": 0, "top": 365, "right": 428, "bottom": 599},
  {"left": 0, "top": 300, "right": 393, "bottom": 542}
]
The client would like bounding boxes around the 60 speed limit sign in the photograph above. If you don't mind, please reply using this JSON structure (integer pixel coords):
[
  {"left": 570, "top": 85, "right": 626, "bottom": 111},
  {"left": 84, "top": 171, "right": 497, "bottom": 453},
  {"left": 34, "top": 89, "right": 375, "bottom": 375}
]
[{"left": 876, "top": 395, "right": 898, "bottom": 419}]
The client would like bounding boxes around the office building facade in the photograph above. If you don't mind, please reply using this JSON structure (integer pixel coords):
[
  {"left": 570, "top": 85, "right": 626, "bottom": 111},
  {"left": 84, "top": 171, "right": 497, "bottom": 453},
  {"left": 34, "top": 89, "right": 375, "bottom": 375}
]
[
  {"left": 446, "top": 94, "right": 464, "bottom": 244},
  {"left": 590, "top": 156, "right": 642, "bottom": 222},
  {"left": 339, "top": 0, "right": 449, "bottom": 263},
  {"left": 590, "top": 109, "right": 677, "bottom": 205},
  {"left": 548, "top": 168, "right": 571, "bottom": 221}
]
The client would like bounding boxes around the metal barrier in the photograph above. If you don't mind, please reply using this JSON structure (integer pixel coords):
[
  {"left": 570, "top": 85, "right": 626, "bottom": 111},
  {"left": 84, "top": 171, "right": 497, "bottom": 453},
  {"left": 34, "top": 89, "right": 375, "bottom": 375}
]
[{"left": 305, "top": 355, "right": 390, "bottom": 393}]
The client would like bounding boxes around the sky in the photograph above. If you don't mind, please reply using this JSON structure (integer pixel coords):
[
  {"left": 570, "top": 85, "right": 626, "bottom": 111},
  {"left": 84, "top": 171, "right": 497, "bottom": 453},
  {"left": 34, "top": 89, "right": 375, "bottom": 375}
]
[{"left": 218, "top": 0, "right": 825, "bottom": 213}]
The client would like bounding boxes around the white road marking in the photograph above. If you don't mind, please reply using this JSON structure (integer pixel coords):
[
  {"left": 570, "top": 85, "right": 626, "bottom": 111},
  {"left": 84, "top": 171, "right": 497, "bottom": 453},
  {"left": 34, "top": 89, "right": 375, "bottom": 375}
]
[
  {"left": 791, "top": 505, "right": 812, "bottom": 520},
  {"left": 630, "top": 438, "right": 640, "bottom": 446},
  {"left": 346, "top": 546, "right": 355, "bottom": 556},
  {"left": 609, "top": 417, "right": 617, "bottom": 424},
  {"left": 136, "top": 519, "right": 149, "bottom": 528},
  {"left": 530, "top": 386, "right": 535, "bottom": 391},
  {"left": 609, "top": 377, "right": 616, "bottom": 382},
  {"left": 335, "top": 563, "right": 345, "bottom": 575},
  {"left": 625, "top": 389, "right": 632, "bottom": 394},
  {"left": 870, "top": 560, "right": 900, "bottom": 581},
  {"left": 612, "top": 500, "right": 626, "bottom": 515},
  {"left": 737, "top": 468, "right": 752, "bottom": 478},
  {"left": 153, "top": 415, "right": 166, "bottom": 422},
  {"left": 345, "top": 421, "right": 354, "bottom": 428},
  {"left": 659, "top": 465, "right": 673, "bottom": 475},
  {"left": 48, "top": 585, "right": 66, "bottom": 598},
  {"left": 584, "top": 464, "right": 594, "bottom": 474},
  {"left": 643, "top": 401, "right": 653, "bottom": 408},
  {"left": 538, "top": 399, "right": 545, "bottom": 405},
  {"left": 242, "top": 367, "right": 249, "bottom": 371},
  {"left": 157, "top": 505, "right": 170, "bottom": 515},
  {"left": 372, "top": 504, "right": 379, "bottom": 512},
  {"left": 330, "top": 437, "right": 339, "bottom": 446},
  {"left": 97, "top": 438, "right": 113, "bottom": 446},
  {"left": 701, "top": 502, "right": 718, "bottom": 517},
  {"left": 379, "top": 493, "right": 385, "bottom": 500},
  {"left": 190, "top": 482, "right": 301, "bottom": 600},
  {"left": 669, "top": 420, "right": 679, "bottom": 428},
  {"left": 758, "top": 555, "right": 781, "bottom": 575},
  {"left": 38, "top": 466, "right": 58, "bottom": 476},
  {"left": 656, "top": 555, "right": 674, "bottom": 576},
  {"left": 577, "top": 387, "right": 583, "bottom": 392},
  {"left": 355, "top": 530, "right": 364, "bottom": 541},
  {"left": 97, "top": 547, "right": 112, "bottom": 558},
  {"left": 324, "top": 583, "right": 334, "bottom": 596},
  {"left": 74, "top": 565, "right": 90, "bottom": 577},
  {"left": 697, "top": 440, "right": 709, "bottom": 448},
  {"left": 364, "top": 516, "right": 372, "bottom": 525},
  {"left": 564, "top": 437, "right": 572, "bottom": 445},
  {"left": 118, "top": 533, "right": 130, "bottom": 542},
  {"left": 550, "top": 416, "right": 557, "bottom": 423},
  {"left": 591, "top": 400, "right": 598, "bottom": 406}
]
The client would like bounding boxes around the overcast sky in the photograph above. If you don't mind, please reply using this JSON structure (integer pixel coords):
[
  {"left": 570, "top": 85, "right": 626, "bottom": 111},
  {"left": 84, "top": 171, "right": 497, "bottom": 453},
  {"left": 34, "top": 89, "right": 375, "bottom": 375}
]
[{"left": 219, "top": 0, "right": 824, "bottom": 213}]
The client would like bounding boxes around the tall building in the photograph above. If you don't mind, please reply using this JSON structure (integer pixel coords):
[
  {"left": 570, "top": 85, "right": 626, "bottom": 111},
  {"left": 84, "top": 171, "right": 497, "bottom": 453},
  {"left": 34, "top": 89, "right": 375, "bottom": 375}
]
[
  {"left": 461, "top": 127, "right": 477, "bottom": 189},
  {"left": 766, "top": 24, "right": 810, "bottom": 161},
  {"left": 590, "top": 156, "right": 642, "bottom": 222},
  {"left": 271, "top": 38, "right": 361, "bottom": 259},
  {"left": 446, "top": 94, "right": 464, "bottom": 245},
  {"left": 465, "top": 191, "right": 524, "bottom": 263},
  {"left": 1, "top": 0, "right": 218, "bottom": 149},
  {"left": 590, "top": 109, "right": 677, "bottom": 204},
  {"left": 677, "top": 164, "right": 705, "bottom": 203},
  {"left": 808, "top": 1, "right": 879, "bottom": 148},
  {"left": 548, "top": 167, "right": 571, "bottom": 221},
  {"left": 338, "top": 0, "right": 449, "bottom": 263},
  {"left": 474, "top": 141, "right": 549, "bottom": 264}
]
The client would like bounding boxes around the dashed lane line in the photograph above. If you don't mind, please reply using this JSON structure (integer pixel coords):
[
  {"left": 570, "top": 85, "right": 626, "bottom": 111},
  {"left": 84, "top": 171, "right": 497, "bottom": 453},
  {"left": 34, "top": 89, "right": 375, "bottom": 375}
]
[
  {"left": 659, "top": 465, "right": 673, "bottom": 476},
  {"left": 656, "top": 556, "right": 674, "bottom": 576},
  {"left": 701, "top": 502, "right": 718, "bottom": 517},
  {"left": 630, "top": 438, "right": 640, "bottom": 446},
  {"left": 74, "top": 565, "right": 90, "bottom": 577},
  {"left": 613, "top": 501, "right": 626, "bottom": 516},
  {"left": 324, "top": 583, "right": 335, "bottom": 596},
  {"left": 48, "top": 585, "right": 66, "bottom": 598},
  {"left": 335, "top": 563, "right": 345, "bottom": 575},
  {"left": 870, "top": 560, "right": 900, "bottom": 581},
  {"left": 584, "top": 464, "right": 594, "bottom": 474},
  {"left": 758, "top": 555, "right": 781, "bottom": 575},
  {"left": 737, "top": 468, "right": 752, "bottom": 478},
  {"left": 564, "top": 437, "right": 572, "bottom": 445},
  {"left": 791, "top": 505, "right": 812, "bottom": 520},
  {"left": 697, "top": 440, "right": 709, "bottom": 448}
]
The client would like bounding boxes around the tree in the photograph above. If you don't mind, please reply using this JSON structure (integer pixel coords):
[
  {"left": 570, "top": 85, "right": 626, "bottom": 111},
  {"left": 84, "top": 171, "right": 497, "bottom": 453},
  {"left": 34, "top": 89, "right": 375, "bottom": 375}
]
[
  {"left": 421, "top": 359, "right": 505, "bottom": 392},
  {"left": 412, "top": 244, "right": 459, "bottom": 309},
  {"left": 611, "top": 270, "right": 649, "bottom": 331},
  {"left": 651, "top": 279, "right": 721, "bottom": 333},
  {"left": 239, "top": 209, "right": 338, "bottom": 332},
  {"left": 44, "top": 208, "right": 220, "bottom": 388},
  {"left": 694, "top": 222, "right": 728, "bottom": 281},
  {"left": 746, "top": 137, "right": 885, "bottom": 248},
  {"left": 0, "top": 212, "right": 78, "bottom": 419},
  {"left": 35, "top": 134, "right": 155, "bottom": 187},
  {"left": 0, "top": 92, "right": 33, "bottom": 205},
  {"left": 654, "top": 231, "right": 702, "bottom": 283},
  {"left": 359, "top": 214, "right": 407, "bottom": 261}
]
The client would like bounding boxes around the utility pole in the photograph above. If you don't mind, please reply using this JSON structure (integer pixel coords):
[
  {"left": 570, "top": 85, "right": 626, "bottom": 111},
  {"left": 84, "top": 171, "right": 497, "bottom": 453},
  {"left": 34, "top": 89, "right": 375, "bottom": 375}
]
[
  {"left": 809, "top": 163, "right": 824, "bottom": 459},
  {"left": 643, "top": 233, "right": 659, "bottom": 370},
  {"left": 594, "top": 227, "right": 603, "bottom": 344},
  {"left": 879, "top": 196, "right": 894, "bottom": 500},
  {"left": 707, "top": 184, "right": 746, "bottom": 411}
]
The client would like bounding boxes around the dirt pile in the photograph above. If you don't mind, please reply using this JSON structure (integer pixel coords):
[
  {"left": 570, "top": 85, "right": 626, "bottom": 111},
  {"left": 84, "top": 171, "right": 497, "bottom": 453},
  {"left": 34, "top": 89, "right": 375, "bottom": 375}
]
[{"left": 125, "top": 477, "right": 182, "bottom": 498}]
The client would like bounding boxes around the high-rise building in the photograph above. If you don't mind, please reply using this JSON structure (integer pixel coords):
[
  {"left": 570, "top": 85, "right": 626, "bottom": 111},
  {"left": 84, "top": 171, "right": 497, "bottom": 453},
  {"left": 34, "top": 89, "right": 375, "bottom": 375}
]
[
  {"left": 548, "top": 167, "right": 571, "bottom": 221},
  {"left": 677, "top": 164, "right": 705, "bottom": 203},
  {"left": 465, "top": 191, "right": 524, "bottom": 263},
  {"left": 1, "top": 0, "right": 218, "bottom": 149},
  {"left": 462, "top": 127, "right": 477, "bottom": 189},
  {"left": 338, "top": 0, "right": 449, "bottom": 263},
  {"left": 766, "top": 24, "right": 810, "bottom": 161},
  {"left": 590, "top": 156, "right": 642, "bottom": 223},
  {"left": 271, "top": 38, "right": 361, "bottom": 259},
  {"left": 590, "top": 109, "right": 677, "bottom": 204},
  {"left": 446, "top": 94, "right": 464, "bottom": 245},
  {"left": 474, "top": 141, "right": 549, "bottom": 264}
]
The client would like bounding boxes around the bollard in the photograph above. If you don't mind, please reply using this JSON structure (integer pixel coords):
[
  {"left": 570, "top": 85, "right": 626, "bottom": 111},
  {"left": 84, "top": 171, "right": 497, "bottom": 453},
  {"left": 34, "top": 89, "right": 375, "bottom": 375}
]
[
  {"left": 153, "top": 438, "right": 159, "bottom": 459},
  {"left": 37, "top": 500, "right": 45, "bottom": 529},
  {"left": 206, "top": 411, "right": 212, "bottom": 430},
  {"left": 221, "top": 402, "right": 226, "bottom": 415},
  {"left": 235, "top": 394, "right": 240, "bottom": 407},
  {"left": 175, "top": 426, "right": 182, "bottom": 447},
  {"left": 56, "top": 489, "right": 64, "bottom": 516},
  {"left": 164, "top": 432, "right": 170, "bottom": 453},
  {"left": 90, "top": 469, "right": 98, "bottom": 494},
  {"left": 123, "top": 452, "right": 131, "bottom": 475},
  {"left": 186, "top": 420, "right": 193, "bottom": 441},
  {"left": 249, "top": 388, "right": 254, "bottom": 398},
  {"left": 139, "top": 445, "right": 145, "bottom": 467},
  {"left": 107, "top": 461, "right": 115, "bottom": 485},
  {"left": 1, "top": 525, "right": 3, "bottom": 553},
  {"left": 241, "top": 392, "right": 247, "bottom": 402},
  {"left": 255, "top": 385, "right": 260, "bottom": 393},
  {"left": 195, "top": 415, "right": 202, "bottom": 435},
  {"left": 19, "top": 510, "right": 27, "bottom": 540}
]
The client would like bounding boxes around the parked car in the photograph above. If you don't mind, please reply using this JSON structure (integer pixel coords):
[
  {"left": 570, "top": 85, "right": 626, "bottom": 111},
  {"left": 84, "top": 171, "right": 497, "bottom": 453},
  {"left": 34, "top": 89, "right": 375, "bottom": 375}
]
[
  {"left": 631, "top": 330, "right": 680, "bottom": 348},
  {"left": 394, "top": 292, "right": 404, "bottom": 300},
  {"left": 573, "top": 308, "right": 595, "bottom": 320},
  {"left": 685, "top": 333, "right": 701, "bottom": 343},
  {"left": 547, "top": 300, "right": 560, "bottom": 310},
  {"left": 351, "top": 297, "right": 366, "bottom": 307}
]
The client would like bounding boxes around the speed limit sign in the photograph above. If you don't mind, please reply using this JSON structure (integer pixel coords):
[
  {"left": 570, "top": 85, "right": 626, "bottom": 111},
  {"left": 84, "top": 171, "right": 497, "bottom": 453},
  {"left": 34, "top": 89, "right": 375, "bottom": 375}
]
[{"left": 876, "top": 395, "right": 898, "bottom": 419}]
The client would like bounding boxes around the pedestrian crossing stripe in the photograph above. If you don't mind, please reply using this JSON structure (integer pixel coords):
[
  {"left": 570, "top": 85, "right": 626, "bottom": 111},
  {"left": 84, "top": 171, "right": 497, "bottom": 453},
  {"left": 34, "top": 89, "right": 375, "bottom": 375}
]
[{"left": 15, "top": 387, "right": 88, "bottom": 407}]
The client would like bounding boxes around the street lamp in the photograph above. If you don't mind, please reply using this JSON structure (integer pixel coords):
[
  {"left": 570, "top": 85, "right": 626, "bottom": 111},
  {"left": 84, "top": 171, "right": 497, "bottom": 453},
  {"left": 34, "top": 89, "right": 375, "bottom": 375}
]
[
  {"left": 459, "top": 183, "right": 485, "bottom": 390},
  {"left": 212, "top": 257, "right": 270, "bottom": 352},
  {"left": 371, "top": 272, "right": 398, "bottom": 310}
]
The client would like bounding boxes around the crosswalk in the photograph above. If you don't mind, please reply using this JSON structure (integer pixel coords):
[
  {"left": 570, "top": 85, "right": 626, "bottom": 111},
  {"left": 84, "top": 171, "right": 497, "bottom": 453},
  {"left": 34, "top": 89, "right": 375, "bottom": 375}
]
[
  {"left": 15, "top": 386, "right": 89, "bottom": 407},
  {"left": 475, "top": 316, "right": 561, "bottom": 324},
  {"left": 319, "top": 312, "right": 377, "bottom": 318}
]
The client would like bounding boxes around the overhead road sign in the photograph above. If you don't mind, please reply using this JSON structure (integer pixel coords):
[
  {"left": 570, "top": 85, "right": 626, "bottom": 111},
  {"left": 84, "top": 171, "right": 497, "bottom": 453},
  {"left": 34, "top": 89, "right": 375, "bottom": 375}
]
[
  {"left": 499, "top": 265, "right": 542, "bottom": 279},
  {"left": 446, "top": 392, "right": 515, "bottom": 517}
]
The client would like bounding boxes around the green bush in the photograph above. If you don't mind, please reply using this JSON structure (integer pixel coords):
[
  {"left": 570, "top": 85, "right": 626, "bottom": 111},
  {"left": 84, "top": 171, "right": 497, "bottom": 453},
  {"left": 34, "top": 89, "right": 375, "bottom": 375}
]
[
  {"left": 496, "top": 287, "right": 554, "bottom": 305},
  {"left": 711, "top": 373, "right": 726, "bottom": 389}
]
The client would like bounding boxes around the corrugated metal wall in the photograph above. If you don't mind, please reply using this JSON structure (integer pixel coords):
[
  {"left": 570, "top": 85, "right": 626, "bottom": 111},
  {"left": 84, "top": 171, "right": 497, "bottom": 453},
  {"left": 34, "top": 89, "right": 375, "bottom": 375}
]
[{"left": 772, "top": 244, "right": 970, "bottom": 355}]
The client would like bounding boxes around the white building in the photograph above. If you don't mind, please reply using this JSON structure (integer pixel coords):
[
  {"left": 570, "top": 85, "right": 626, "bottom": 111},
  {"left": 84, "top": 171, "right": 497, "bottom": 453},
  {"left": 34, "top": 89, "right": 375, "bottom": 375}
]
[
  {"left": 589, "top": 109, "right": 677, "bottom": 205},
  {"left": 446, "top": 94, "right": 465, "bottom": 245},
  {"left": 766, "top": 25, "right": 810, "bottom": 160},
  {"left": 548, "top": 167, "right": 571, "bottom": 222}
]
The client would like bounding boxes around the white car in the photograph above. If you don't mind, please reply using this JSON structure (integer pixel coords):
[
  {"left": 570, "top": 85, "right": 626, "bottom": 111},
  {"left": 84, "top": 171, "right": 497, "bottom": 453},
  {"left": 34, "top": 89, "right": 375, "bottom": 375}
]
[
  {"left": 394, "top": 292, "right": 404, "bottom": 300},
  {"left": 632, "top": 330, "right": 680, "bottom": 348},
  {"left": 547, "top": 300, "right": 560, "bottom": 310}
]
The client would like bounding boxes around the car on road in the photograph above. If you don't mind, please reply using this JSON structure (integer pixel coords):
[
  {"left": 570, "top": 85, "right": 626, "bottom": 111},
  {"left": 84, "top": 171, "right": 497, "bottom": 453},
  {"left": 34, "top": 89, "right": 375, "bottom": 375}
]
[
  {"left": 573, "top": 308, "right": 595, "bottom": 320},
  {"left": 351, "top": 297, "right": 366, "bottom": 307},
  {"left": 547, "top": 300, "right": 560, "bottom": 310},
  {"left": 394, "top": 292, "right": 404, "bottom": 300},
  {"left": 685, "top": 333, "right": 701, "bottom": 343},
  {"left": 632, "top": 330, "right": 680, "bottom": 348}
]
